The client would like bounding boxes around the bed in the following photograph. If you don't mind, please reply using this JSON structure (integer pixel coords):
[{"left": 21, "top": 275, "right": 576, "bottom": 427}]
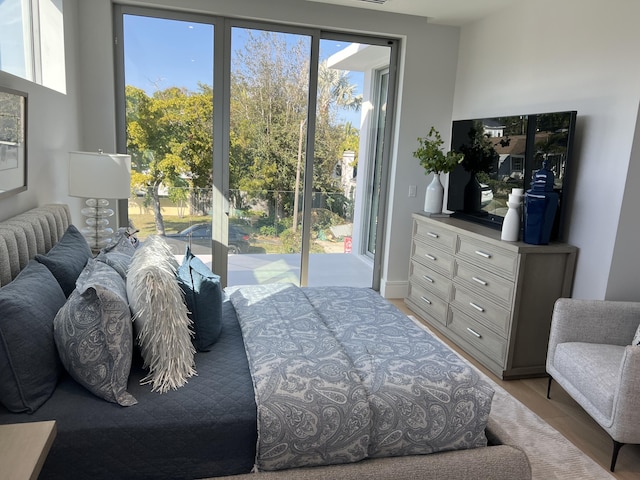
[{"left": 0, "top": 204, "right": 531, "bottom": 479}]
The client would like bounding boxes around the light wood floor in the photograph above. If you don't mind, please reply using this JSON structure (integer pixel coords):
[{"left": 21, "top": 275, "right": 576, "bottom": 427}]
[{"left": 391, "top": 300, "right": 640, "bottom": 479}]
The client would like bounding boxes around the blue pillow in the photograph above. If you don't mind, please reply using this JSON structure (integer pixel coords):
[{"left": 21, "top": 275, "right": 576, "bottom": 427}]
[
  {"left": 35, "top": 224, "right": 92, "bottom": 296},
  {"left": 0, "top": 261, "right": 67, "bottom": 413},
  {"left": 54, "top": 260, "right": 137, "bottom": 406},
  {"left": 177, "top": 247, "right": 223, "bottom": 351},
  {"left": 95, "top": 234, "right": 136, "bottom": 279}
]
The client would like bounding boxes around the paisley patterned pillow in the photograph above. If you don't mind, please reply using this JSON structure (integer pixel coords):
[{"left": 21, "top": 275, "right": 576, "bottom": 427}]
[
  {"left": 54, "top": 259, "right": 137, "bottom": 406},
  {"left": 633, "top": 324, "right": 640, "bottom": 346},
  {"left": 95, "top": 234, "right": 136, "bottom": 279}
]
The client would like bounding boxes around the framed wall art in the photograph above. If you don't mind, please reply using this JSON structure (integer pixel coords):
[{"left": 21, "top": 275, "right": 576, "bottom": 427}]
[{"left": 0, "top": 86, "right": 28, "bottom": 199}]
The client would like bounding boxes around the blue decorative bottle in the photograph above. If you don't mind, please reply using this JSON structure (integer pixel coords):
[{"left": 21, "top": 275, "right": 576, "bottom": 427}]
[{"left": 523, "top": 160, "right": 558, "bottom": 245}]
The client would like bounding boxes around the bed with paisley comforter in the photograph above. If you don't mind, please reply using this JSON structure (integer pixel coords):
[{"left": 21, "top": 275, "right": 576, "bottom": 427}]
[{"left": 0, "top": 205, "right": 531, "bottom": 480}]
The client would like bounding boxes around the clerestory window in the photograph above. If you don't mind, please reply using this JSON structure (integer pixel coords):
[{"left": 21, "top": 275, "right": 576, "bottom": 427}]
[{"left": 0, "top": 0, "right": 66, "bottom": 93}]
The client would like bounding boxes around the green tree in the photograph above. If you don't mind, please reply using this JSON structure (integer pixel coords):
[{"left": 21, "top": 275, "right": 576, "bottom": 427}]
[
  {"left": 126, "top": 84, "right": 213, "bottom": 234},
  {"left": 126, "top": 31, "right": 361, "bottom": 239},
  {"left": 229, "top": 32, "right": 361, "bottom": 229},
  {"left": 230, "top": 30, "right": 309, "bottom": 221}
]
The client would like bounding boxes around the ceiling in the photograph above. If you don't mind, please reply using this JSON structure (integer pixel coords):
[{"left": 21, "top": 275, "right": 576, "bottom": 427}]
[{"left": 305, "top": 0, "right": 525, "bottom": 26}]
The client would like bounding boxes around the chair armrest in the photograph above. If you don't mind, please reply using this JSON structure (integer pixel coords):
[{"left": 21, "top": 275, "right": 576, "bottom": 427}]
[
  {"left": 610, "top": 345, "right": 640, "bottom": 444},
  {"left": 547, "top": 299, "right": 640, "bottom": 369}
]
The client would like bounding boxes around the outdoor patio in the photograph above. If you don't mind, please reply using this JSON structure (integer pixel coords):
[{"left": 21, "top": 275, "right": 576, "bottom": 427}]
[{"left": 195, "top": 252, "right": 374, "bottom": 288}]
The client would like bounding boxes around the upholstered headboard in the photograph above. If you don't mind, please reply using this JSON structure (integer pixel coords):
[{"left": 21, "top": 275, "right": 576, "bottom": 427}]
[{"left": 0, "top": 204, "right": 72, "bottom": 287}]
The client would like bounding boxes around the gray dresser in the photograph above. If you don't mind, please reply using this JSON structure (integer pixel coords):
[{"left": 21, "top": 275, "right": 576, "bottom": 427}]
[{"left": 405, "top": 213, "right": 577, "bottom": 379}]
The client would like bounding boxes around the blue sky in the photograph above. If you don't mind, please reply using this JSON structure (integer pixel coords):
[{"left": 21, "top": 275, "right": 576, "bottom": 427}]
[{"left": 123, "top": 14, "right": 362, "bottom": 126}]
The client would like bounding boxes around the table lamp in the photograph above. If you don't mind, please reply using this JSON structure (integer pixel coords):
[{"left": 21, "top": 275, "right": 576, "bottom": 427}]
[{"left": 68, "top": 150, "right": 131, "bottom": 251}]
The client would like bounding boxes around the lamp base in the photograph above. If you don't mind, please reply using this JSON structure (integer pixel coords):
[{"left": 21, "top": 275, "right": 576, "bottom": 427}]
[{"left": 80, "top": 198, "right": 115, "bottom": 252}]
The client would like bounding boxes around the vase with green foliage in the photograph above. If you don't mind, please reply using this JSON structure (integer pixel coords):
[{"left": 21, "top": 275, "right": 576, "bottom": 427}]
[{"left": 413, "top": 126, "right": 464, "bottom": 214}]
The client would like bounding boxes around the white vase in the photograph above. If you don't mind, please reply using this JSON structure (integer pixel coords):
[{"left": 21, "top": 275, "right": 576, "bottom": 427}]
[
  {"left": 424, "top": 173, "right": 444, "bottom": 214},
  {"left": 501, "top": 200, "right": 521, "bottom": 241}
]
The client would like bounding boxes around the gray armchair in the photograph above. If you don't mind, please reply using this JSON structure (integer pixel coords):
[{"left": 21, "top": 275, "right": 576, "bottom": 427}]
[{"left": 546, "top": 298, "right": 640, "bottom": 471}]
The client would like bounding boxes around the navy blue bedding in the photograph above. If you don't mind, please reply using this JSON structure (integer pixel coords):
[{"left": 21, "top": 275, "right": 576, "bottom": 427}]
[{"left": 0, "top": 300, "right": 257, "bottom": 480}]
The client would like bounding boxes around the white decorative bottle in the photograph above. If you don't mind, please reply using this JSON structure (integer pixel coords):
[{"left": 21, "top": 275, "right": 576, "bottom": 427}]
[
  {"left": 424, "top": 173, "right": 444, "bottom": 214},
  {"left": 501, "top": 192, "right": 522, "bottom": 241}
]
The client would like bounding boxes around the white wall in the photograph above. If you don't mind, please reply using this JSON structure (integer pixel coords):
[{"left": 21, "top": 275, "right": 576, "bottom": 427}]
[
  {"left": 453, "top": 0, "right": 640, "bottom": 301},
  {"left": 76, "top": 0, "right": 462, "bottom": 297},
  {"left": 0, "top": 0, "right": 83, "bottom": 223}
]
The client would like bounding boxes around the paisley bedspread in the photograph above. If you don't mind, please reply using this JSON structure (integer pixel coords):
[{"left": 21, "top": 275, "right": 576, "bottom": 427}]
[{"left": 228, "top": 284, "right": 494, "bottom": 472}]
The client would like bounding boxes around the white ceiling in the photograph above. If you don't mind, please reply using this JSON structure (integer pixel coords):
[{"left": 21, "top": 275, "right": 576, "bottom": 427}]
[{"left": 305, "top": 0, "right": 525, "bottom": 26}]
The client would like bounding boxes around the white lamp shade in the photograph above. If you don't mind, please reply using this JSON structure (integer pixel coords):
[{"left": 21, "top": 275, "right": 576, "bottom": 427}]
[{"left": 69, "top": 151, "right": 131, "bottom": 199}]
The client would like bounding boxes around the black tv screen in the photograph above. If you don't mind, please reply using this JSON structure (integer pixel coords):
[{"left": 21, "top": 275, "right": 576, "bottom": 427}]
[{"left": 446, "top": 111, "right": 577, "bottom": 241}]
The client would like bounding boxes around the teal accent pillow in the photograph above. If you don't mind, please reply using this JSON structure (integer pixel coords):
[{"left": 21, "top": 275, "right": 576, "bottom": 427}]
[
  {"left": 54, "top": 259, "right": 137, "bottom": 406},
  {"left": 0, "top": 261, "right": 66, "bottom": 413},
  {"left": 178, "top": 247, "right": 223, "bottom": 351},
  {"left": 35, "top": 224, "right": 92, "bottom": 296}
]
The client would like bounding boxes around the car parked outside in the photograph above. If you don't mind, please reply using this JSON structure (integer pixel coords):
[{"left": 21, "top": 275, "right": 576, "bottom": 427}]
[{"left": 165, "top": 223, "right": 250, "bottom": 254}]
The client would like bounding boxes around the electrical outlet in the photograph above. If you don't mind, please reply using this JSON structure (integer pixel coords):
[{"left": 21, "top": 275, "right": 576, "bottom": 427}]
[{"left": 408, "top": 185, "right": 417, "bottom": 197}]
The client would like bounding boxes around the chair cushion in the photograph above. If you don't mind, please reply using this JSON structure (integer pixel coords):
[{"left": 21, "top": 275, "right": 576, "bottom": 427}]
[{"left": 554, "top": 342, "right": 626, "bottom": 419}]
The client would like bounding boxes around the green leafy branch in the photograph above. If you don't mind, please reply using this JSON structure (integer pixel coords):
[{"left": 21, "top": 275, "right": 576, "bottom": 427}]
[{"left": 412, "top": 126, "right": 463, "bottom": 174}]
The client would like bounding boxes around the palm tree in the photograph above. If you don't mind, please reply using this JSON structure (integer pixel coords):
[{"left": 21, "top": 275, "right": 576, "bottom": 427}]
[{"left": 292, "top": 61, "right": 362, "bottom": 231}]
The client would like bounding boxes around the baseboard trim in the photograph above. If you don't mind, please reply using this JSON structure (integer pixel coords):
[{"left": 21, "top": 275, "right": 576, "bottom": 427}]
[{"left": 380, "top": 280, "right": 408, "bottom": 299}]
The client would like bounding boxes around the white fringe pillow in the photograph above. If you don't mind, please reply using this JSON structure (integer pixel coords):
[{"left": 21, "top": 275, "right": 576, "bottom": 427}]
[{"left": 126, "top": 235, "right": 196, "bottom": 393}]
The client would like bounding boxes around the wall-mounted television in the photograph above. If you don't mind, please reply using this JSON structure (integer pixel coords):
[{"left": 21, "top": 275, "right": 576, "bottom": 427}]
[{"left": 446, "top": 110, "right": 577, "bottom": 241}]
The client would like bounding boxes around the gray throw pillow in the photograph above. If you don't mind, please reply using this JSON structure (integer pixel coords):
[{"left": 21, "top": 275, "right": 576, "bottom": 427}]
[
  {"left": 178, "top": 246, "right": 223, "bottom": 352},
  {"left": 35, "top": 224, "right": 93, "bottom": 296},
  {"left": 95, "top": 234, "right": 136, "bottom": 279},
  {"left": 54, "top": 259, "right": 137, "bottom": 406},
  {"left": 0, "top": 261, "right": 67, "bottom": 413}
]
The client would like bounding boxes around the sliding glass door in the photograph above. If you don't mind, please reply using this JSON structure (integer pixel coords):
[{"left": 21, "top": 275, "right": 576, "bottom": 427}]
[
  {"left": 117, "top": 9, "right": 216, "bottom": 262},
  {"left": 226, "top": 25, "right": 311, "bottom": 285},
  {"left": 115, "top": 7, "right": 398, "bottom": 289}
]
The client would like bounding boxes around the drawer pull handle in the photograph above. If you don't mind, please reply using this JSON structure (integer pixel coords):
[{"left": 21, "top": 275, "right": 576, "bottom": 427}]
[
  {"left": 467, "top": 327, "right": 482, "bottom": 338},
  {"left": 427, "top": 232, "right": 439, "bottom": 238},
  {"left": 420, "top": 296, "right": 432, "bottom": 305},
  {"left": 470, "top": 302, "right": 485, "bottom": 312},
  {"left": 422, "top": 275, "right": 434, "bottom": 283},
  {"left": 475, "top": 250, "right": 492, "bottom": 259},
  {"left": 472, "top": 276, "right": 487, "bottom": 286},
  {"left": 425, "top": 254, "right": 436, "bottom": 261}
]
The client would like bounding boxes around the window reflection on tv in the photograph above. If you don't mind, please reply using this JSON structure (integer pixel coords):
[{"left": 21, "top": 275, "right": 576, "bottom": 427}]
[{"left": 446, "top": 111, "right": 577, "bottom": 241}]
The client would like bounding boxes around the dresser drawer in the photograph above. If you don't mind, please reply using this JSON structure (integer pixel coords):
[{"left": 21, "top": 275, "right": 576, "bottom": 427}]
[
  {"left": 456, "top": 235, "right": 518, "bottom": 280},
  {"left": 412, "top": 240, "right": 454, "bottom": 276},
  {"left": 413, "top": 218, "right": 456, "bottom": 253},
  {"left": 407, "top": 281, "right": 449, "bottom": 327},
  {"left": 453, "top": 259, "right": 514, "bottom": 308},
  {"left": 448, "top": 307, "right": 507, "bottom": 366},
  {"left": 410, "top": 260, "right": 452, "bottom": 300},
  {"left": 450, "top": 284, "right": 510, "bottom": 337}
]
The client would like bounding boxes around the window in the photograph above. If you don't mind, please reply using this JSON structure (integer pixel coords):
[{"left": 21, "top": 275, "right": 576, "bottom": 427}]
[{"left": 0, "top": 0, "right": 66, "bottom": 93}]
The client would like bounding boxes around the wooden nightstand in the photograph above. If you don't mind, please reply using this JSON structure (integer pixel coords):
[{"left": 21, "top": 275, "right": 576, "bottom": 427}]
[{"left": 0, "top": 421, "right": 56, "bottom": 480}]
